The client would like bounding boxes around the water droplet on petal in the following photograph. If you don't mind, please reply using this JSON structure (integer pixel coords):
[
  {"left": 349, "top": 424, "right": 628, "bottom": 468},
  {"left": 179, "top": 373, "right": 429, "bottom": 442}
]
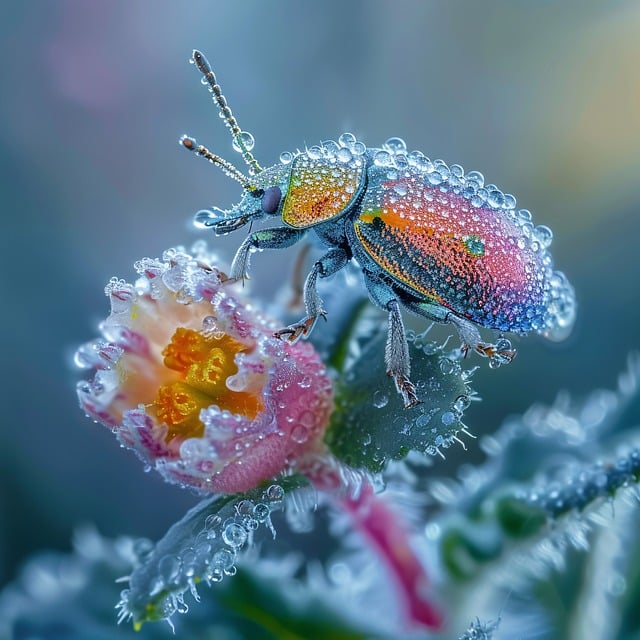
[{"left": 291, "top": 424, "right": 309, "bottom": 443}]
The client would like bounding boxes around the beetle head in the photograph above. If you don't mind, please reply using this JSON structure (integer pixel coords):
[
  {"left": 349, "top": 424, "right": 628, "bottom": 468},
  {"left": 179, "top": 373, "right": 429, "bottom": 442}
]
[
  {"left": 192, "top": 163, "right": 290, "bottom": 235},
  {"left": 182, "top": 51, "right": 295, "bottom": 235}
]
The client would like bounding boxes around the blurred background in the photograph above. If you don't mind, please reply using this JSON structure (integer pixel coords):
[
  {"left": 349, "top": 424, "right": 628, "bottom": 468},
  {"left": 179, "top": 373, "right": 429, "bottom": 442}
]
[{"left": 1, "top": 0, "right": 639, "bottom": 592}]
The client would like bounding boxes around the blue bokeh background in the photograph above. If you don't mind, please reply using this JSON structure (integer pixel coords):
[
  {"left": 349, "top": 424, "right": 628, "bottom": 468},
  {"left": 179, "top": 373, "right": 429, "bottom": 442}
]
[{"left": 1, "top": 0, "right": 639, "bottom": 590}]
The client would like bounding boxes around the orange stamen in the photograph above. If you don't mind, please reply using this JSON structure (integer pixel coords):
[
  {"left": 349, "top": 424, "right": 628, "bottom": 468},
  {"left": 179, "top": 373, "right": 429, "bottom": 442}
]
[{"left": 152, "top": 328, "right": 263, "bottom": 442}]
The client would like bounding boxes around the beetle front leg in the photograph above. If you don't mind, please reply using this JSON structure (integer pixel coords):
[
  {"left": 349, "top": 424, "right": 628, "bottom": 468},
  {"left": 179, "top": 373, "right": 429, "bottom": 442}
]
[
  {"left": 402, "top": 298, "right": 516, "bottom": 364},
  {"left": 275, "top": 247, "right": 350, "bottom": 343},
  {"left": 229, "top": 227, "right": 307, "bottom": 283}
]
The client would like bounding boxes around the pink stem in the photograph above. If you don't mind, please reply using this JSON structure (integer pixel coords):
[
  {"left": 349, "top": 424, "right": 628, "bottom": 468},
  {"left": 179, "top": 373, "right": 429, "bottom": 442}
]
[{"left": 339, "top": 484, "right": 442, "bottom": 629}]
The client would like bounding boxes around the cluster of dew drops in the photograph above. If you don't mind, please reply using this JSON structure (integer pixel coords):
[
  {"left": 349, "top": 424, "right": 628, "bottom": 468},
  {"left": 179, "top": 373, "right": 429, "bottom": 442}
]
[
  {"left": 278, "top": 132, "right": 551, "bottom": 244},
  {"left": 118, "top": 483, "right": 286, "bottom": 624}
]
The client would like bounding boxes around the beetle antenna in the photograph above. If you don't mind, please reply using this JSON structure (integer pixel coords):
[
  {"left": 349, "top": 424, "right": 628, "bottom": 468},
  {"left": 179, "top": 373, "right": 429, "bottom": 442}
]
[
  {"left": 180, "top": 135, "right": 255, "bottom": 191},
  {"left": 191, "top": 50, "right": 263, "bottom": 176}
]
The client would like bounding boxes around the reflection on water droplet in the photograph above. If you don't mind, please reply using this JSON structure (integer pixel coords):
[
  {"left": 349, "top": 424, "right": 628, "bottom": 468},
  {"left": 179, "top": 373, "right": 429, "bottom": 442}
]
[
  {"left": 266, "top": 484, "right": 285, "bottom": 503},
  {"left": 291, "top": 425, "right": 309, "bottom": 443},
  {"left": 232, "top": 131, "right": 255, "bottom": 152},
  {"left": 373, "top": 150, "right": 393, "bottom": 167},
  {"left": 222, "top": 522, "right": 247, "bottom": 548},
  {"left": 253, "top": 503, "right": 271, "bottom": 522},
  {"left": 372, "top": 390, "right": 389, "bottom": 408},
  {"left": 441, "top": 411, "right": 456, "bottom": 426},
  {"left": 338, "top": 132, "right": 356, "bottom": 147},
  {"left": 384, "top": 137, "right": 407, "bottom": 153}
]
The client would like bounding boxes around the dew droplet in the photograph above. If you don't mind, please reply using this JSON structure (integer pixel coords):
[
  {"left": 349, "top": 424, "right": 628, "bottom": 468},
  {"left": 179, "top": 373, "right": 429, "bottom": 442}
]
[
  {"left": 337, "top": 132, "right": 355, "bottom": 148},
  {"left": 237, "top": 500, "right": 254, "bottom": 516},
  {"left": 205, "top": 514, "right": 222, "bottom": 531},
  {"left": 291, "top": 424, "right": 309, "bottom": 443},
  {"left": 441, "top": 411, "right": 456, "bottom": 426},
  {"left": 194, "top": 208, "right": 226, "bottom": 229},
  {"left": 393, "top": 183, "right": 408, "bottom": 196},
  {"left": 465, "top": 171, "right": 485, "bottom": 188},
  {"left": 373, "top": 150, "right": 393, "bottom": 167},
  {"left": 212, "top": 548, "right": 236, "bottom": 570},
  {"left": 232, "top": 131, "right": 255, "bottom": 152},
  {"left": 336, "top": 147, "right": 353, "bottom": 163},
  {"left": 253, "top": 503, "right": 271, "bottom": 522},
  {"left": 372, "top": 390, "right": 389, "bottom": 408},
  {"left": 279, "top": 150, "right": 293, "bottom": 164},
  {"left": 384, "top": 137, "right": 407, "bottom": 154},
  {"left": 222, "top": 522, "right": 247, "bottom": 548},
  {"left": 266, "top": 484, "right": 285, "bottom": 503},
  {"left": 534, "top": 224, "right": 553, "bottom": 248}
]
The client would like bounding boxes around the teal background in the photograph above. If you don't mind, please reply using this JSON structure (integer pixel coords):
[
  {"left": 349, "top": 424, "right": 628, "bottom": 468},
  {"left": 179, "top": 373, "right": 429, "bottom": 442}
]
[{"left": 1, "top": 0, "right": 639, "bottom": 589}]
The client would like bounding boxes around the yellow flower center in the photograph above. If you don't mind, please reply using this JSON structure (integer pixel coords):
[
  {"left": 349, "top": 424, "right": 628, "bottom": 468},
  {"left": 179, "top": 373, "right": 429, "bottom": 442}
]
[{"left": 153, "top": 328, "right": 261, "bottom": 442}]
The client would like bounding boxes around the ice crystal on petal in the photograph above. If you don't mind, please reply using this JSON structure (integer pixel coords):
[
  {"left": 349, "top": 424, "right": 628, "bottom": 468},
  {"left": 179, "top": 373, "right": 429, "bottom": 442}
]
[{"left": 76, "top": 246, "right": 333, "bottom": 494}]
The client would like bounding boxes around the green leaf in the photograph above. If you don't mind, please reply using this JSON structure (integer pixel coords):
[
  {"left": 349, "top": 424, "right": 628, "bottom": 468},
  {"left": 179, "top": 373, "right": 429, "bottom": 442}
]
[
  {"left": 118, "top": 476, "right": 308, "bottom": 628},
  {"left": 325, "top": 329, "right": 474, "bottom": 473}
]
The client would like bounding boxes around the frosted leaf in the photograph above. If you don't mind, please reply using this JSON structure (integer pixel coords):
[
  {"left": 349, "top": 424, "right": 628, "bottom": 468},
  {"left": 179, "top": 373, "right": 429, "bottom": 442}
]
[
  {"left": 325, "top": 329, "right": 474, "bottom": 473},
  {"left": 117, "top": 476, "right": 307, "bottom": 627}
]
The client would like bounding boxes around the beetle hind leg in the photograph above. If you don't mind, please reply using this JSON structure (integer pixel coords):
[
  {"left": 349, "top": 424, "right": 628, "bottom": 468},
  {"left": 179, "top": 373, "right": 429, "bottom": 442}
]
[
  {"left": 274, "top": 248, "right": 349, "bottom": 344},
  {"left": 404, "top": 297, "right": 516, "bottom": 365},
  {"left": 447, "top": 314, "right": 516, "bottom": 365}
]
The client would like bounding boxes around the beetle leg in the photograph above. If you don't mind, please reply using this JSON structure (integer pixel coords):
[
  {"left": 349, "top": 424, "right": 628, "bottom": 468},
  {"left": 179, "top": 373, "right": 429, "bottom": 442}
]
[
  {"left": 362, "top": 272, "right": 420, "bottom": 409},
  {"left": 274, "top": 248, "right": 349, "bottom": 343},
  {"left": 402, "top": 298, "right": 516, "bottom": 364},
  {"left": 229, "top": 227, "right": 307, "bottom": 283},
  {"left": 386, "top": 300, "right": 421, "bottom": 408},
  {"left": 447, "top": 314, "right": 516, "bottom": 364}
]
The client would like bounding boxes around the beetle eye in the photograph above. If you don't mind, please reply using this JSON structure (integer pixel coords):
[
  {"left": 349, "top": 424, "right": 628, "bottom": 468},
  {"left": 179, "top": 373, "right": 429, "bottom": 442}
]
[{"left": 261, "top": 186, "right": 282, "bottom": 214}]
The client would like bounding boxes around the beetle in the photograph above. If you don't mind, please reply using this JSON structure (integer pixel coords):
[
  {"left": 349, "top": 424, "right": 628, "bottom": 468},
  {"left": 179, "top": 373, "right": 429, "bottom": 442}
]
[{"left": 181, "top": 50, "right": 576, "bottom": 408}]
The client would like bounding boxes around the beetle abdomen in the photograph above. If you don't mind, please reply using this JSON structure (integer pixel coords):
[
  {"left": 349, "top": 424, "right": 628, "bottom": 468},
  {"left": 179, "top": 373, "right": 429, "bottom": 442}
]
[{"left": 355, "top": 154, "right": 575, "bottom": 338}]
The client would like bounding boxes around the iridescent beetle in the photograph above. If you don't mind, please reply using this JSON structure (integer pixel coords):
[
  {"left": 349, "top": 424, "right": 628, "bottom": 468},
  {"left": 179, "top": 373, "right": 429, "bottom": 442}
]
[{"left": 181, "top": 51, "right": 576, "bottom": 408}]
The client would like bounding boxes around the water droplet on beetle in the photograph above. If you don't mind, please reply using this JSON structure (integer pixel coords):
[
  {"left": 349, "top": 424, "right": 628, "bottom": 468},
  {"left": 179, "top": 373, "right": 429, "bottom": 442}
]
[
  {"left": 338, "top": 132, "right": 356, "bottom": 147},
  {"left": 373, "top": 150, "right": 393, "bottom": 167},
  {"left": 384, "top": 137, "right": 407, "bottom": 153},
  {"left": 232, "top": 131, "right": 255, "bottom": 152}
]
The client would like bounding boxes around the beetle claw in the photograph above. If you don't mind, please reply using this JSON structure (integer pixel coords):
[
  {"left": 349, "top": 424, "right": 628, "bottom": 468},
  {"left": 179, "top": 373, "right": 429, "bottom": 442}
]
[
  {"left": 274, "top": 315, "right": 318, "bottom": 344},
  {"left": 390, "top": 373, "right": 422, "bottom": 409},
  {"left": 469, "top": 341, "right": 517, "bottom": 365},
  {"left": 220, "top": 272, "right": 249, "bottom": 286}
]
